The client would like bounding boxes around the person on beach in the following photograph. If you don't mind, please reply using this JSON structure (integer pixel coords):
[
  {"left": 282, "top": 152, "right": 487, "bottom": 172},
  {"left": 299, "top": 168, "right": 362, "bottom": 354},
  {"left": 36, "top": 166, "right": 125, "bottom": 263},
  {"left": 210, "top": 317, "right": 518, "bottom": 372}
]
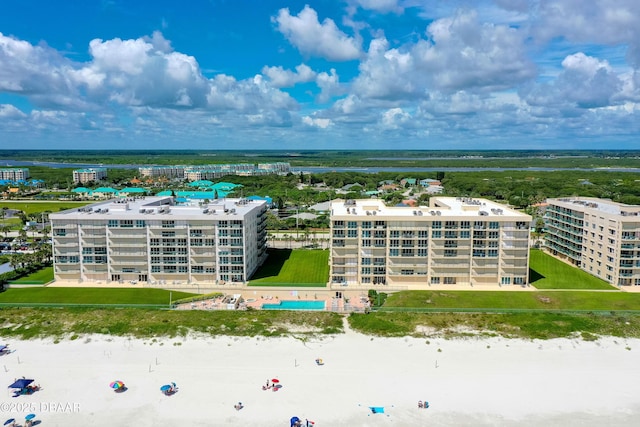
[{"left": 234, "top": 402, "right": 243, "bottom": 410}]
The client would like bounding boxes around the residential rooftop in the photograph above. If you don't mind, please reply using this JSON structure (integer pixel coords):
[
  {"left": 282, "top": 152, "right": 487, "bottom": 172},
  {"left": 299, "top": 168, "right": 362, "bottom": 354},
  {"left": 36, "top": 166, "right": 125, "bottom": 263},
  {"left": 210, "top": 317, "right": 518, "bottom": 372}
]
[
  {"left": 331, "top": 197, "right": 528, "bottom": 218},
  {"left": 51, "top": 196, "right": 265, "bottom": 220},
  {"left": 549, "top": 197, "right": 640, "bottom": 217}
]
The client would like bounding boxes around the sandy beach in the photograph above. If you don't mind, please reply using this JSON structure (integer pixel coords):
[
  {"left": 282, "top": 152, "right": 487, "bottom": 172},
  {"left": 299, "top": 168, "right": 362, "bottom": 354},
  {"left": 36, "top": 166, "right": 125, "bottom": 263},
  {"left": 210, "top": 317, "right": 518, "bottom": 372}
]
[{"left": 1, "top": 324, "right": 639, "bottom": 427}]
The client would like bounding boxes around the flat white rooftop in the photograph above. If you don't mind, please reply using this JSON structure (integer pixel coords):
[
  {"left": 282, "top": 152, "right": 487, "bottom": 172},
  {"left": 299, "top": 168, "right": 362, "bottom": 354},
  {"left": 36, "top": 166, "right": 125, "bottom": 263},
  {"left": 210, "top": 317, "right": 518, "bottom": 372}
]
[
  {"left": 332, "top": 197, "right": 528, "bottom": 218},
  {"left": 51, "top": 196, "right": 264, "bottom": 221},
  {"left": 550, "top": 197, "right": 640, "bottom": 217}
]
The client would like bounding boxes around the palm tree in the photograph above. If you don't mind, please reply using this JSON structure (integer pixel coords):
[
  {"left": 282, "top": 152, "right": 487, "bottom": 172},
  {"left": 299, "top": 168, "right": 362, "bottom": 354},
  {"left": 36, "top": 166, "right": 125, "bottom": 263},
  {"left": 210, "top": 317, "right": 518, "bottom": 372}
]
[
  {"left": 38, "top": 245, "right": 52, "bottom": 264},
  {"left": 0, "top": 224, "right": 10, "bottom": 239},
  {"left": 9, "top": 254, "right": 20, "bottom": 270},
  {"left": 28, "top": 224, "right": 38, "bottom": 239}
]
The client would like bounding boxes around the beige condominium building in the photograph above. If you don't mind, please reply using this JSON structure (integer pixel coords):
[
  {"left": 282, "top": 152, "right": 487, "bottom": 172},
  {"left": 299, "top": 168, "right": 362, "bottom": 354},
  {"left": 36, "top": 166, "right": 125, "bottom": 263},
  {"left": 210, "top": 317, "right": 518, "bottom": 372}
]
[
  {"left": 0, "top": 168, "right": 30, "bottom": 181},
  {"left": 545, "top": 197, "right": 640, "bottom": 287},
  {"left": 72, "top": 167, "right": 107, "bottom": 184},
  {"left": 50, "top": 196, "right": 268, "bottom": 286},
  {"left": 329, "top": 197, "right": 531, "bottom": 288}
]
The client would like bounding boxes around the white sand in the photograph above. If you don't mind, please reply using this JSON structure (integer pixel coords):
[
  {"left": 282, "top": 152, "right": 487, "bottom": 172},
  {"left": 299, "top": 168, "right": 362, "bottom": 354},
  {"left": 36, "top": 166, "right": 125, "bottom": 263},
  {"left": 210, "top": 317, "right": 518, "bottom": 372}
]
[{"left": 1, "top": 326, "right": 639, "bottom": 427}]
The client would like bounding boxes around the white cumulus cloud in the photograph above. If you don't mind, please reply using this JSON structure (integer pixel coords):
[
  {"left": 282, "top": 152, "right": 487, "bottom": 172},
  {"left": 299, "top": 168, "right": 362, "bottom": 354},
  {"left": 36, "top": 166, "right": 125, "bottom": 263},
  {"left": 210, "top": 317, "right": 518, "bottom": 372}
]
[
  {"left": 273, "top": 5, "right": 362, "bottom": 61},
  {"left": 261, "top": 63, "right": 316, "bottom": 88}
]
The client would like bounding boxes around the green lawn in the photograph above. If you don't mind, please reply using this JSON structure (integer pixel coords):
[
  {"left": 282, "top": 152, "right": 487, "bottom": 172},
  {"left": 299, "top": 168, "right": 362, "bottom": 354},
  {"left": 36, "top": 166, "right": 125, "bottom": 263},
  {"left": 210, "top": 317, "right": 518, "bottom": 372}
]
[
  {"left": 9, "top": 266, "right": 54, "bottom": 284},
  {"left": 529, "top": 249, "right": 615, "bottom": 290},
  {"left": 249, "top": 248, "right": 329, "bottom": 286},
  {"left": 1, "top": 201, "right": 93, "bottom": 215},
  {"left": 383, "top": 290, "right": 640, "bottom": 311},
  {"left": 0, "top": 288, "right": 194, "bottom": 305}
]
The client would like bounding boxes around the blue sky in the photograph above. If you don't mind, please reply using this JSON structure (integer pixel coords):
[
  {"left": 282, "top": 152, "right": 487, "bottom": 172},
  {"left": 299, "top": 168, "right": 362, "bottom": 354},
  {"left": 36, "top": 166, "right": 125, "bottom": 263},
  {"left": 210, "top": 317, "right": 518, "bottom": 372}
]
[{"left": 1, "top": 0, "right": 640, "bottom": 150}]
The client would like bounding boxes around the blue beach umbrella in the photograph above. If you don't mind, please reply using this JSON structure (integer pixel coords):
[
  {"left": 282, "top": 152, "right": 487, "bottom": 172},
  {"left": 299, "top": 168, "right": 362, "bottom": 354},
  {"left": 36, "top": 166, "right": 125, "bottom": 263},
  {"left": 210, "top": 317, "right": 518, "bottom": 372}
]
[
  {"left": 8, "top": 379, "right": 33, "bottom": 389},
  {"left": 25, "top": 414, "right": 36, "bottom": 421},
  {"left": 160, "top": 384, "right": 171, "bottom": 392},
  {"left": 4, "top": 419, "right": 15, "bottom": 426}
]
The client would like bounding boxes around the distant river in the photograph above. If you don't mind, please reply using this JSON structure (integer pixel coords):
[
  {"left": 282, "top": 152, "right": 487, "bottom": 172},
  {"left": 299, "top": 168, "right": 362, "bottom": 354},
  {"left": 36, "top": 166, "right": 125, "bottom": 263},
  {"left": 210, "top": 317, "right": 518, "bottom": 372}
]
[{"left": 2, "top": 159, "right": 640, "bottom": 173}]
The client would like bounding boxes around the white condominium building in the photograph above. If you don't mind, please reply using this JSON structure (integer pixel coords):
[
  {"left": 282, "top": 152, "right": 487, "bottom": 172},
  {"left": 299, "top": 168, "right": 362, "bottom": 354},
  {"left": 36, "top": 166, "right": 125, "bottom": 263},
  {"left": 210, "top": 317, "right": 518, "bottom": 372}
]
[
  {"left": 73, "top": 168, "right": 107, "bottom": 184},
  {"left": 0, "top": 168, "right": 30, "bottom": 181},
  {"left": 545, "top": 197, "right": 640, "bottom": 286},
  {"left": 329, "top": 197, "right": 531, "bottom": 288},
  {"left": 50, "top": 197, "right": 268, "bottom": 286}
]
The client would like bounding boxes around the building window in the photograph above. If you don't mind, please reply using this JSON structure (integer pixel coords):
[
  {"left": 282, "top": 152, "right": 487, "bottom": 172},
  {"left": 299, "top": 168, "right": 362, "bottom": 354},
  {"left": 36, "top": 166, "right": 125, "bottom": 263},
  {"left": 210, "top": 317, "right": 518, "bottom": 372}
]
[
  {"left": 389, "top": 248, "right": 399, "bottom": 257},
  {"left": 473, "top": 249, "right": 486, "bottom": 257},
  {"left": 444, "top": 249, "right": 457, "bottom": 257},
  {"left": 431, "top": 277, "right": 440, "bottom": 284},
  {"left": 432, "top": 230, "right": 441, "bottom": 238},
  {"left": 501, "top": 277, "right": 511, "bottom": 285},
  {"left": 444, "top": 277, "right": 456, "bottom": 284},
  {"left": 361, "top": 257, "right": 371, "bottom": 265}
]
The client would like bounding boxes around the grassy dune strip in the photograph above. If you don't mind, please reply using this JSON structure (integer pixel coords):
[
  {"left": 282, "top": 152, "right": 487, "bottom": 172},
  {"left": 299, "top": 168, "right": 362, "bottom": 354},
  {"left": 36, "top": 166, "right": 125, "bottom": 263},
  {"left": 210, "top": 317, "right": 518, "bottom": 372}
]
[
  {"left": 348, "top": 311, "right": 640, "bottom": 340},
  {"left": 0, "top": 308, "right": 343, "bottom": 339},
  {"left": 383, "top": 290, "right": 640, "bottom": 311}
]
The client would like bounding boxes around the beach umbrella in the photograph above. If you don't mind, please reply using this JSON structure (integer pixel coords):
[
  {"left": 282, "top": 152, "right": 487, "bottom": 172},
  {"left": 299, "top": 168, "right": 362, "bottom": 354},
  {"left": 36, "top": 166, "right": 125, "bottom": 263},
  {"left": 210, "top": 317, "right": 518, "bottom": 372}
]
[
  {"left": 110, "top": 380, "right": 124, "bottom": 390},
  {"left": 271, "top": 378, "right": 280, "bottom": 384},
  {"left": 160, "top": 385, "right": 172, "bottom": 392},
  {"left": 3, "top": 419, "right": 15, "bottom": 426},
  {"left": 8, "top": 379, "right": 33, "bottom": 389},
  {"left": 25, "top": 414, "right": 36, "bottom": 421},
  {"left": 290, "top": 416, "right": 300, "bottom": 427}
]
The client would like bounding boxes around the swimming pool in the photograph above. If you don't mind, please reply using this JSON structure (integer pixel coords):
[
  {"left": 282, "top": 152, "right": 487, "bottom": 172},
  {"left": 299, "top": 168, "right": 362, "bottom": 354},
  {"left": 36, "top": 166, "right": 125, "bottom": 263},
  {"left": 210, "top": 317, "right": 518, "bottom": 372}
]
[{"left": 261, "top": 300, "right": 326, "bottom": 311}]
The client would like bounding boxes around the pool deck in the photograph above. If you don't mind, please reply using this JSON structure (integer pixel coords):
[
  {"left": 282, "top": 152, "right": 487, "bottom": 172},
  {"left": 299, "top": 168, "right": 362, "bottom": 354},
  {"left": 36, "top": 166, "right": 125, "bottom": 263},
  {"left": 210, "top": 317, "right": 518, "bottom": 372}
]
[{"left": 175, "top": 292, "right": 370, "bottom": 313}]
